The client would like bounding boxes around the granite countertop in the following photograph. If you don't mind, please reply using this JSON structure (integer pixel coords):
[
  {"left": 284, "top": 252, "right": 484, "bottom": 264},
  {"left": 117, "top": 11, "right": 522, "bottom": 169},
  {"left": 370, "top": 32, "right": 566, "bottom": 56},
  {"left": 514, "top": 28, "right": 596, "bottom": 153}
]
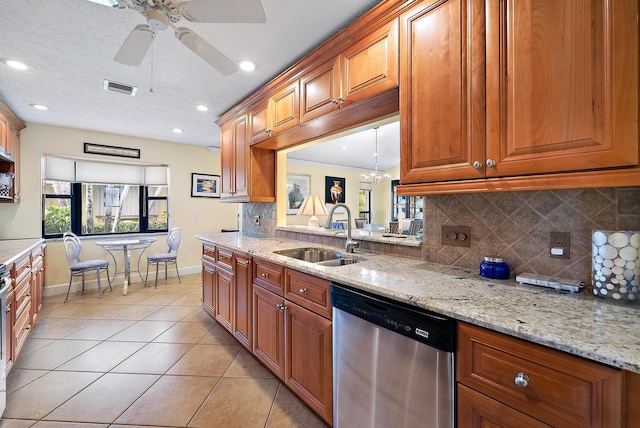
[
  {"left": 197, "top": 232, "right": 640, "bottom": 374},
  {"left": 0, "top": 238, "right": 45, "bottom": 267}
]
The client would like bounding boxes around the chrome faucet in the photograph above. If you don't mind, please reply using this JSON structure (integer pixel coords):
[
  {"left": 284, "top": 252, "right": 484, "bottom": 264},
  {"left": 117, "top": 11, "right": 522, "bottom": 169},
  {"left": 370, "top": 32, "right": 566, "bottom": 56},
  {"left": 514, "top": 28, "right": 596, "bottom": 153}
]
[{"left": 324, "top": 203, "right": 359, "bottom": 253}]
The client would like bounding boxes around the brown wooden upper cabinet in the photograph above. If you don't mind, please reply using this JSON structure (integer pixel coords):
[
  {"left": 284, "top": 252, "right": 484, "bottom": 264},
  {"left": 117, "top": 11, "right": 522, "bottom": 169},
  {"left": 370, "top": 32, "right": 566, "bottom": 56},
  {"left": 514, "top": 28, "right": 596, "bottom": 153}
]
[
  {"left": 220, "top": 114, "right": 276, "bottom": 203},
  {"left": 300, "top": 57, "right": 341, "bottom": 124},
  {"left": 400, "top": 0, "right": 639, "bottom": 184},
  {"left": 339, "top": 18, "right": 399, "bottom": 108},
  {"left": 220, "top": 115, "right": 248, "bottom": 200},
  {"left": 249, "top": 81, "right": 300, "bottom": 145}
]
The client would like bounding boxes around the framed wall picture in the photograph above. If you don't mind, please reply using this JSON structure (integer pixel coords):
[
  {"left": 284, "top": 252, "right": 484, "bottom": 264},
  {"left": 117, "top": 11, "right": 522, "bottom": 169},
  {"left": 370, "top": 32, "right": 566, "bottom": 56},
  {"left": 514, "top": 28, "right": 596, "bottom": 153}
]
[
  {"left": 191, "top": 173, "right": 220, "bottom": 198},
  {"left": 84, "top": 142, "right": 140, "bottom": 159},
  {"left": 286, "top": 173, "right": 310, "bottom": 214},
  {"left": 325, "top": 175, "right": 346, "bottom": 205}
]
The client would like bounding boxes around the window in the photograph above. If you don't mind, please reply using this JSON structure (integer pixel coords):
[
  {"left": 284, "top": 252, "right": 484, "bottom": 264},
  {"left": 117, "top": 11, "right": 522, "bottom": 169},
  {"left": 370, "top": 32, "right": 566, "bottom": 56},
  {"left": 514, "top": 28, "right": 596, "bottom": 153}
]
[
  {"left": 42, "top": 155, "right": 169, "bottom": 238},
  {"left": 359, "top": 188, "right": 371, "bottom": 223}
]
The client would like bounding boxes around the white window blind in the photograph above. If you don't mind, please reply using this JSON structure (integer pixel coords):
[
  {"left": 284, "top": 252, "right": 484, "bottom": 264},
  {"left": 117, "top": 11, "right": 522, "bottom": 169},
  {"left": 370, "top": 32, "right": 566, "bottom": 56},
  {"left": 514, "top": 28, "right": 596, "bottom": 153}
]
[{"left": 42, "top": 154, "right": 168, "bottom": 185}]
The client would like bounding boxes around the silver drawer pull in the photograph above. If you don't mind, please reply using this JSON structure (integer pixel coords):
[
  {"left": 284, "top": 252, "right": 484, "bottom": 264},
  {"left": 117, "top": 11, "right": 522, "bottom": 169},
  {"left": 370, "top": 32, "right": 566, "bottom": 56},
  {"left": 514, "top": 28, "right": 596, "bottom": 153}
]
[
  {"left": 299, "top": 288, "right": 308, "bottom": 294},
  {"left": 514, "top": 372, "right": 529, "bottom": 387},
  {"left": 261, "top": 273, "right": 269, "bottom": 278}
]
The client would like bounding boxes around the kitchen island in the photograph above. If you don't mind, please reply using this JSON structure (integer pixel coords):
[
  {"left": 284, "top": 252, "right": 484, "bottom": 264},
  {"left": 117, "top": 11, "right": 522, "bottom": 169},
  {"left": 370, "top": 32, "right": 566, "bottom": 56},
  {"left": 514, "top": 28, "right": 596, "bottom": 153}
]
[{"left": 197, "top": 232, "right": 639, "bottom": 374}]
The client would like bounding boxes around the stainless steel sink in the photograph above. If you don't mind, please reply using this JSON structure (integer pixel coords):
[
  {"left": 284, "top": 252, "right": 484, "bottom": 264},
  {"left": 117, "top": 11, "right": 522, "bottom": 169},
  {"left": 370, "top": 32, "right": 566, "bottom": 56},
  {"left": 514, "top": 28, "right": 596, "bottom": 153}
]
[{"left": 273, "top": 247, "right": 361, "bottom": 266}]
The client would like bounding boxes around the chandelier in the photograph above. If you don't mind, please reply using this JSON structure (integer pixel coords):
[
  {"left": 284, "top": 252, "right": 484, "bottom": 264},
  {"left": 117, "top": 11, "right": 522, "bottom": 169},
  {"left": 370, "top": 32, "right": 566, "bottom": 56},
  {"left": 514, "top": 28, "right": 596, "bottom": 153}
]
[{"left": 361, "top": 127, "right": 391, "bottom": 184}]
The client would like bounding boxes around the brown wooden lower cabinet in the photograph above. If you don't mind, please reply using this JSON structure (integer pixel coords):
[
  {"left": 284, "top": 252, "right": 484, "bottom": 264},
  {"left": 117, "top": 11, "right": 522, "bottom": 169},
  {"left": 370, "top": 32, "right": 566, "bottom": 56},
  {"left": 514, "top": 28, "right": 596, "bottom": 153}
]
[
  {"left": 215, "top": 267, "right": 233, "bottom": 331},
  {"left": 458, "top": 384, "right": 551, "bottom": 428},
  {"left": 201, "top": 259, "right": 216, "bottom": 318},
  {"left": 285, "top": 300, "right": 332, "bottom": 423},
  {"left": 232, "top": 254, "right": 252, "bottom": 349},
  {"left": 457, "top": 322, "right": 622, "bottom": 428},
  {"left": 252, "top": 284, "right": 286, "bottom": 379}
]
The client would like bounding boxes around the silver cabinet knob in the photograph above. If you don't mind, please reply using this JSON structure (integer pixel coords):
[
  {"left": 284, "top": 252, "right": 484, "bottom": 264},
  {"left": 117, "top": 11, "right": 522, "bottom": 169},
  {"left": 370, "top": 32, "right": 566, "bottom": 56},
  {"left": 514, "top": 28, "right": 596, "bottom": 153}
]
[
  {"left": 472, "top": 161, "right": 483, "bottom": 169},
  {"left": 486, "top": 159, "right": 497, "bottom": 168},
  {"left": 299, "top": 288, "right": 308, "bottom": 294},
  {"left": 275, "top": 303, "right": 286, "bottom": 312},
  {"left": 331, "top": 97, "right": 344, "bottom": 105},
  {"left": 261, "top": 273, "right": 269, "bottom": 278},
  {"left": 514, "top": 372, "right": 529, "bottom": 387},
  {"left": 266, "top": 129, "right": 273, "bottom": 136}
]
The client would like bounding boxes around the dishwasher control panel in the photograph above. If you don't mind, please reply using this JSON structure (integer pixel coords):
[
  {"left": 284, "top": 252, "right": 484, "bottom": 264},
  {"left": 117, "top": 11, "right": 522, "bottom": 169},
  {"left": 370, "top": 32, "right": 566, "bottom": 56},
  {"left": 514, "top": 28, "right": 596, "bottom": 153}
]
[{"left": 331, "top": 282, "right": 455, "bottom": 352}]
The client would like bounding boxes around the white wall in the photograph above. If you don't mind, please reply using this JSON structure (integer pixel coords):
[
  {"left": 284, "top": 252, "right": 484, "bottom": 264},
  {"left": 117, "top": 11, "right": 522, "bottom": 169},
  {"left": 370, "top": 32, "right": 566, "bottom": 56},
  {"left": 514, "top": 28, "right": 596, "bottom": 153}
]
[
  {"left": 285, "top": 161, "right": 398, "bottom": 227},
  {"left": 0, "top": 123, "right": 239, "bottom": 289}
]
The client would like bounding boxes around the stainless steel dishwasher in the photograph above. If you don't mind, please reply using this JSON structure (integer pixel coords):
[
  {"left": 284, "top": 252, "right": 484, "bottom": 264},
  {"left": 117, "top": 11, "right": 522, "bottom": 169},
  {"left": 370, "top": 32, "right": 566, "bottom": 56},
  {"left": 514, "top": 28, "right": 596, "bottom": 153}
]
[{"left": 331, "top": 283, "right": 456, "bottom": 428}]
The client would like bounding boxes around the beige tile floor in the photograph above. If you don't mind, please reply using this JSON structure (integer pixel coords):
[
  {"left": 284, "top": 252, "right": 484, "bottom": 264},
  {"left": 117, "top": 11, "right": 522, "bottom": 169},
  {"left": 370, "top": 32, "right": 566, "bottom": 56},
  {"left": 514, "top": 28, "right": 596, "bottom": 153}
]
[{"left": 0, "top": 273, "right": 328, "bottom": 428}]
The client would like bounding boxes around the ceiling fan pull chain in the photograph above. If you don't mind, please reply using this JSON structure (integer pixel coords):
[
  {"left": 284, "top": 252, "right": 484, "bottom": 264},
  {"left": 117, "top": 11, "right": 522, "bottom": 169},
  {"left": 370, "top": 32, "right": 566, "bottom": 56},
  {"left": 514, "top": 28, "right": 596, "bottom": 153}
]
[{"left": 150, "top": 42, "right": 154, "bottom": 93}]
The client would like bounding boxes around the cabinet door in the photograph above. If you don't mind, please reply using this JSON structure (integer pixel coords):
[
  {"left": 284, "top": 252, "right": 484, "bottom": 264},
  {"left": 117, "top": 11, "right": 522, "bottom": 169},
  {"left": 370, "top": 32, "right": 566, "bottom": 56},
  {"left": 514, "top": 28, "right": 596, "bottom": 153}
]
[
  {"left": 458, "top": 384, "right": 551, "bottom": 428},
  {"left": 202, "top": 260, "right": 216, "bottom": 318},
  {"left": 485, "top": 0, "right": 638, "bottom": 177},
  {"left": 300, "top": 57, "right": 341, "bottom": 124},
  {"left": 400, "top": 0, "right": 486, "bottom": 184},
  {"left": 232, "top": 115, "right": 249, "bottom": 198},
  {"left": 3, "top": 287, "right": 14, "bottom": 375},
  {"left": 220, "top": 122, "right": 235, "bottom": 198},
  {"left": 252, "top": 284, "right": 285, "bottom": 379},
  {"left": 285, "top": 302, "right": 333, "bottom": 425},
  {"left": 215, "top": 268, "right": 234, "bottom": 332},
  {"left": 249, "top": 101, "right": 270, "bottom": 145},
  {"left": 233, "top": 254, "right": 252, "bottom": 350},
  {"left": 340, "top": 18, "right": 399, "bottom": 107},
  {"left": 220, "top": 115, "right": 249, "bottom": 200},
  {"left": 269, "top": 80, "right": 299, "bottom": 136},
  {"left": 31, "top": 253, "right": 44, "bottom": 324}
]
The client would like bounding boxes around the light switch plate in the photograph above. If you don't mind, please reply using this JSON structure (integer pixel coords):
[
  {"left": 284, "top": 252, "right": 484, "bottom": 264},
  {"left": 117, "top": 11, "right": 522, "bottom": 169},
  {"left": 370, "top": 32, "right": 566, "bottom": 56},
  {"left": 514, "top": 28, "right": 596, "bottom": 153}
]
[{"left": 254, "top": 215, "right": 260, "bottom": 226}]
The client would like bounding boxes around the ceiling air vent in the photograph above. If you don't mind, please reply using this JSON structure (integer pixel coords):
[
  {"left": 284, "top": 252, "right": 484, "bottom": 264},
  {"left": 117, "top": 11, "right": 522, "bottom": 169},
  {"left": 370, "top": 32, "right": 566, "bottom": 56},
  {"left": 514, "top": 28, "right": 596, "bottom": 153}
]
[{"left": 103, "top": 79, "right": 137, "bottom": 96}]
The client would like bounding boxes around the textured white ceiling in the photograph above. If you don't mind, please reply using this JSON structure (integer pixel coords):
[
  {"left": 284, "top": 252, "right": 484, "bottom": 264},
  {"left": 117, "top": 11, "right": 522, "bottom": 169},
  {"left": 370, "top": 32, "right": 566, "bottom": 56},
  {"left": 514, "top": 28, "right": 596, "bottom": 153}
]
[{"left": 0, "top": 0, "right": 399, "bottom": 170}]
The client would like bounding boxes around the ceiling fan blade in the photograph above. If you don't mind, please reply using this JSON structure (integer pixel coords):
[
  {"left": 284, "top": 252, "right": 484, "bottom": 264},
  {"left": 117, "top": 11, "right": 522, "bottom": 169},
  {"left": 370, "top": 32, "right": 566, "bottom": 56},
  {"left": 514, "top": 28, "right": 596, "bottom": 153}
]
[
  {"left": 114, "top": 24, "right": 156, "bottom": 66},
  {"left": 174, "top": 27, "right": 239, "bottom": 75},
  {"left": 179, "top": 0, "right": 266, "bottom": 23}
]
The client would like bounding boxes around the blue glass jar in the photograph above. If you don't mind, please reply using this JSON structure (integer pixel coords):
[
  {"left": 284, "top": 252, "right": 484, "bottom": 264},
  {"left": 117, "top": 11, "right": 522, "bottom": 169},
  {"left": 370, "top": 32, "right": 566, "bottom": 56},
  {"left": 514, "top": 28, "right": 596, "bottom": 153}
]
[{"left": 479, "top": 257, "right": 510, "bottom": 279}]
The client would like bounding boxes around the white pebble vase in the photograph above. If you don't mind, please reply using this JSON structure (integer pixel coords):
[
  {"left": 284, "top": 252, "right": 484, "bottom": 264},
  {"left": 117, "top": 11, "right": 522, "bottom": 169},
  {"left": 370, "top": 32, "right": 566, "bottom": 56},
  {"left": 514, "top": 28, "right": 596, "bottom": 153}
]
[{"left": 592, "top": 230, "right": 640, "bottom": 302}]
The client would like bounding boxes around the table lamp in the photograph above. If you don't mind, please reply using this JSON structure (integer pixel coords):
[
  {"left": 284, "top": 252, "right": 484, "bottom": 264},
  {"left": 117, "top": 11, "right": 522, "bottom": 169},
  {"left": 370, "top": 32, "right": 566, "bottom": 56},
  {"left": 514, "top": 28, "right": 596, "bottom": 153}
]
[{"left": 297, "top": 195, "right": 328, "bottom": 227}]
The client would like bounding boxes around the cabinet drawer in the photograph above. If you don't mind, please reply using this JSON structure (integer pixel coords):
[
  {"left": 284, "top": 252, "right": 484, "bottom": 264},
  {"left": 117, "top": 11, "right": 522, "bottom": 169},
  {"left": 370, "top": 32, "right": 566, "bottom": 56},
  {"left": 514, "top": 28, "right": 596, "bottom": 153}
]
[
  {"left": 284, "top": 269, "right": 331, "bottom": 319},
  {"left": 253, "top": 259, "right": 284, "bottom": 296},
  {"left": 13, "top": 254, "right": 31, "bottom": 285},
  {"left": 216, "top": 246, "right": 234, "bottom": 271},
  {"left": 457, "top": 323, "right": 621, "bottom": 428}
]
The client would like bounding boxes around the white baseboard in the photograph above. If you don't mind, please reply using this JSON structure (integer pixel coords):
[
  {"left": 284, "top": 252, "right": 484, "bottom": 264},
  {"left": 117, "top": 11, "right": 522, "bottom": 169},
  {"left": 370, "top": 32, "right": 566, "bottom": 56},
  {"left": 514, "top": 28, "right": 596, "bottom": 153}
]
[{"left": 43, "top": 265, "right": 201, "bottom": 297}]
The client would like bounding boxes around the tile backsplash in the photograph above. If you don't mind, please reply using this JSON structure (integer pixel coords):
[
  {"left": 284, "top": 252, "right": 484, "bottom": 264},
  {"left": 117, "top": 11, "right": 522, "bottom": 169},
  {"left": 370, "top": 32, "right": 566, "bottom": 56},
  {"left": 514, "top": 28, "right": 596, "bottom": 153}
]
[
  {"left": 242, "top": 202, "right": 277, "bottom": 237},
  {"left": 422, "top": 187, "right": 640, "bottom": 285},
  {"left": 244, "top": 188, "right": 640, "bottom": 286}
]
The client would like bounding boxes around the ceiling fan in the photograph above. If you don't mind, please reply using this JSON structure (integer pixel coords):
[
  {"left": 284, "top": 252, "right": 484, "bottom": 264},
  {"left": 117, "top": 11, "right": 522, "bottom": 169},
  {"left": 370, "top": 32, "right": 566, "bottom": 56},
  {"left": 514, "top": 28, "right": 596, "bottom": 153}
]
[{"left": 86, "top": 0, "right": 266, "bottom": 75}]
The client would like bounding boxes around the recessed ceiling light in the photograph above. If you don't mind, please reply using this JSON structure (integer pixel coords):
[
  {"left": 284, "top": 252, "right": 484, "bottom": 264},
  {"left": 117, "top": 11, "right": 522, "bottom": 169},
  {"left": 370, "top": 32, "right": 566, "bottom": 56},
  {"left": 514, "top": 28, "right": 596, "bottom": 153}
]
[
  {"left": 29, "top": 103, "right": 48, "bottom": 110},
  {"left": 3, "top": 59, "right": 30, "bottom": 70},
  {"left": 238, "top": 60, "right": 257, "bottom": 72},
  {"left": 172, "top": 128, "right": 183, "bottom": 134},
  {"left": 196, "top": 104, "right": 209, "bottom": 112},
  {"left": 342, "top": 146, "right": 348, "bottom": 150}
]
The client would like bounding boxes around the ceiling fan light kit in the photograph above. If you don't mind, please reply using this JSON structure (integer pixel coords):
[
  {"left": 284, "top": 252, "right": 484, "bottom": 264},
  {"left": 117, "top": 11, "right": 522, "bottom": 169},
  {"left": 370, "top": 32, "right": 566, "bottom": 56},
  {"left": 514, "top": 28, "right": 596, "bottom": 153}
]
[{"left": 100, "top": 0, "right": 266, "bottom": 75}]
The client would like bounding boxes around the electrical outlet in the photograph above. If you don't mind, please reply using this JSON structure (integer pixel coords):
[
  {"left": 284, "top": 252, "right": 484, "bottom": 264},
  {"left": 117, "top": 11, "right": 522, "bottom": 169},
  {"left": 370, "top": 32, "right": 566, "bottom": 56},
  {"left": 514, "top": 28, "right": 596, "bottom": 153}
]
[
  {"left": 254, "top": 215, "right": 260, "bottom": 226},
  {"left": 441, "top": 225, "right": 471, "bottom": 247},
  {"left": 549, "top": 232, "right": 570, "bottom": 259}
]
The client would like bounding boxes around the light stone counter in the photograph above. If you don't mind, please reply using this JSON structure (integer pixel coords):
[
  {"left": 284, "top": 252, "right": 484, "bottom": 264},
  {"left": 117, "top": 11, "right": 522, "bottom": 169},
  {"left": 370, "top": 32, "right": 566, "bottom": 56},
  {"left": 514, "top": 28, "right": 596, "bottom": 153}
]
[
  {"left": 196, "top": 232, "right": 640, "bottom": 374},
  {"left": 0, "top": 238, "right": 45, "bottom": 267}
]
